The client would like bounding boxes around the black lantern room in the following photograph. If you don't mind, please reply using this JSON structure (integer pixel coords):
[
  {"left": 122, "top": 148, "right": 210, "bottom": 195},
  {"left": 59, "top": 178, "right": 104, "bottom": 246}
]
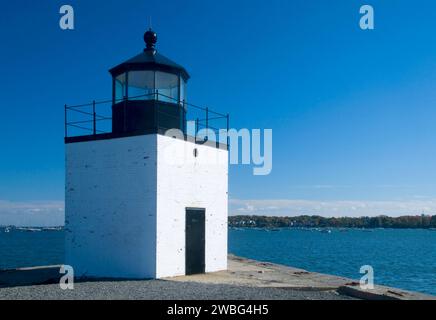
[{"left": 109, "top": 29, "right": 190, "bottom": 134}]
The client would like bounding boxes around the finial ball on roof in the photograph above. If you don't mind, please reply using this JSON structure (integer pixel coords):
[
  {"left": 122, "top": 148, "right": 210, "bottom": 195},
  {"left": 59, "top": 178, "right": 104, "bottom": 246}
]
[{"left": 144, "top": 29, "right": 157, "bottom": 50}]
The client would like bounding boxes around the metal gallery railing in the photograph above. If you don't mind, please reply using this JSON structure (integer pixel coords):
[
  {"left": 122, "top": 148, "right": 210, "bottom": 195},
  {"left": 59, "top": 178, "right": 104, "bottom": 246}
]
[{"left": 64, "top": 92, "right": 229, "bottom": 144}]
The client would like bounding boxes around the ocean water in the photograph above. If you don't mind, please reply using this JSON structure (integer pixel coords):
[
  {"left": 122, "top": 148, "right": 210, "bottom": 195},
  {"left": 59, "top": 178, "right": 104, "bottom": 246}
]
[
  {"left": 229, "top": 228, "right": 436, "bottom": 296},
  {"left": 0, "top": 228, "right": 64, "bottom": 270},
  {"left": 0, "top": 227, "right": 435, "bottom": 296}
]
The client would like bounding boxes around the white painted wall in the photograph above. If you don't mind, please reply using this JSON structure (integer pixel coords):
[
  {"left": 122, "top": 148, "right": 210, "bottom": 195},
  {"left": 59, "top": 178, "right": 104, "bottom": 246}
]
[
  {"left": 156, "top": 135, "right": 228, "bottom": 278},
  {"left": 65, "top": 135, "right": 157, "bottom": 278},
  {"left": 65, "top": 133, "right": 228, "bottom": 279}
]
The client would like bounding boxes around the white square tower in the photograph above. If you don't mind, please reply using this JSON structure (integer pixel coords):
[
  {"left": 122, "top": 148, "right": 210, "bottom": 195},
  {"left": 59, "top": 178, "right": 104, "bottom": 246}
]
[{"left": 65, "top": 30, "right": 228, "bottom": 279}]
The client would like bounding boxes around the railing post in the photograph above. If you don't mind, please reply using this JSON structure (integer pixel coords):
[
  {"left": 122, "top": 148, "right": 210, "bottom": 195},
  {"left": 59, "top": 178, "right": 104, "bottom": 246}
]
[
  {"left": 183, "top": 99, "right": 186, "bottom": 135},
  {"left": 64, "top": 104, "right": 67, "bottom": 138},
  {"left": 226, "top": 113, "right": 230, "bottom": 149},
  {"left": 93, "top": 100, "right": 96, "bottom": 135},
  {"left": 205, "top": 107, "right": 209, "bottom": 141}
]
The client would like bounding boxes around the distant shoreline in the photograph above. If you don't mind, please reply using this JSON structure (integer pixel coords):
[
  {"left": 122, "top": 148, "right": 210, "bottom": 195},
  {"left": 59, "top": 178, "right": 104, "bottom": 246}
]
[
  {"left": 1, "top": 214, "right": 436, "bottom": 230},
  {"left": 229, "top": 214, "right": 436, "bottom": 229}
]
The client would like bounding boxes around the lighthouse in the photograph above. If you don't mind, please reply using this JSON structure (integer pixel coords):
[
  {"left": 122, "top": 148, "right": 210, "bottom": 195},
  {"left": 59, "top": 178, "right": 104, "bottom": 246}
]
[{"left": 65, "top": 30, "right": 229, "bottom": 279}]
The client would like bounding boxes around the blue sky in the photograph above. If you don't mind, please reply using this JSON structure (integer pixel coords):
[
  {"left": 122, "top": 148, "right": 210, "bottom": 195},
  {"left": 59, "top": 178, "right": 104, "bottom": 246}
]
[{"left": 2, "top": 0, "right": 436, "bottom": 224}]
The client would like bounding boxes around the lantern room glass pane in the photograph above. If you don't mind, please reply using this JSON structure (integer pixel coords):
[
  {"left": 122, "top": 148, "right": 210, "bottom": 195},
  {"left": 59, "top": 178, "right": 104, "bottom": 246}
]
[
  {"left": 155, "top": 71, "right": 179, "bottom": 103},
  {"left": 128, "top": 71, "right": 155, "bottom": 100},
  {"left": 115, "top": 73, "right": 126, "bottom": 101}
]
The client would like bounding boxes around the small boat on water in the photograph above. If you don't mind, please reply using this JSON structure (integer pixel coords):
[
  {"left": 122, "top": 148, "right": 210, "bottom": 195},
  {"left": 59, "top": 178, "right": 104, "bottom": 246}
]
[{"left": 4, "top": 227, "right": 11, "bottom": 233}]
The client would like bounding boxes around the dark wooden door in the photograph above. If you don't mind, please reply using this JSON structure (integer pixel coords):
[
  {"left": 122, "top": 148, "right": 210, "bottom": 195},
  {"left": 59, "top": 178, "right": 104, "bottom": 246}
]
[{"left": 185, "top": 208, "right": 205, "bottom": 275}]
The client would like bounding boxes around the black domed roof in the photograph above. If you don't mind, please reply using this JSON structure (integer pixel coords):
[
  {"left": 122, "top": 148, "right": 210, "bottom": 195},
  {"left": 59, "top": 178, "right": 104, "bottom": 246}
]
[{"left": 109, "top": 29, "right": 190, "bottom": 81}]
